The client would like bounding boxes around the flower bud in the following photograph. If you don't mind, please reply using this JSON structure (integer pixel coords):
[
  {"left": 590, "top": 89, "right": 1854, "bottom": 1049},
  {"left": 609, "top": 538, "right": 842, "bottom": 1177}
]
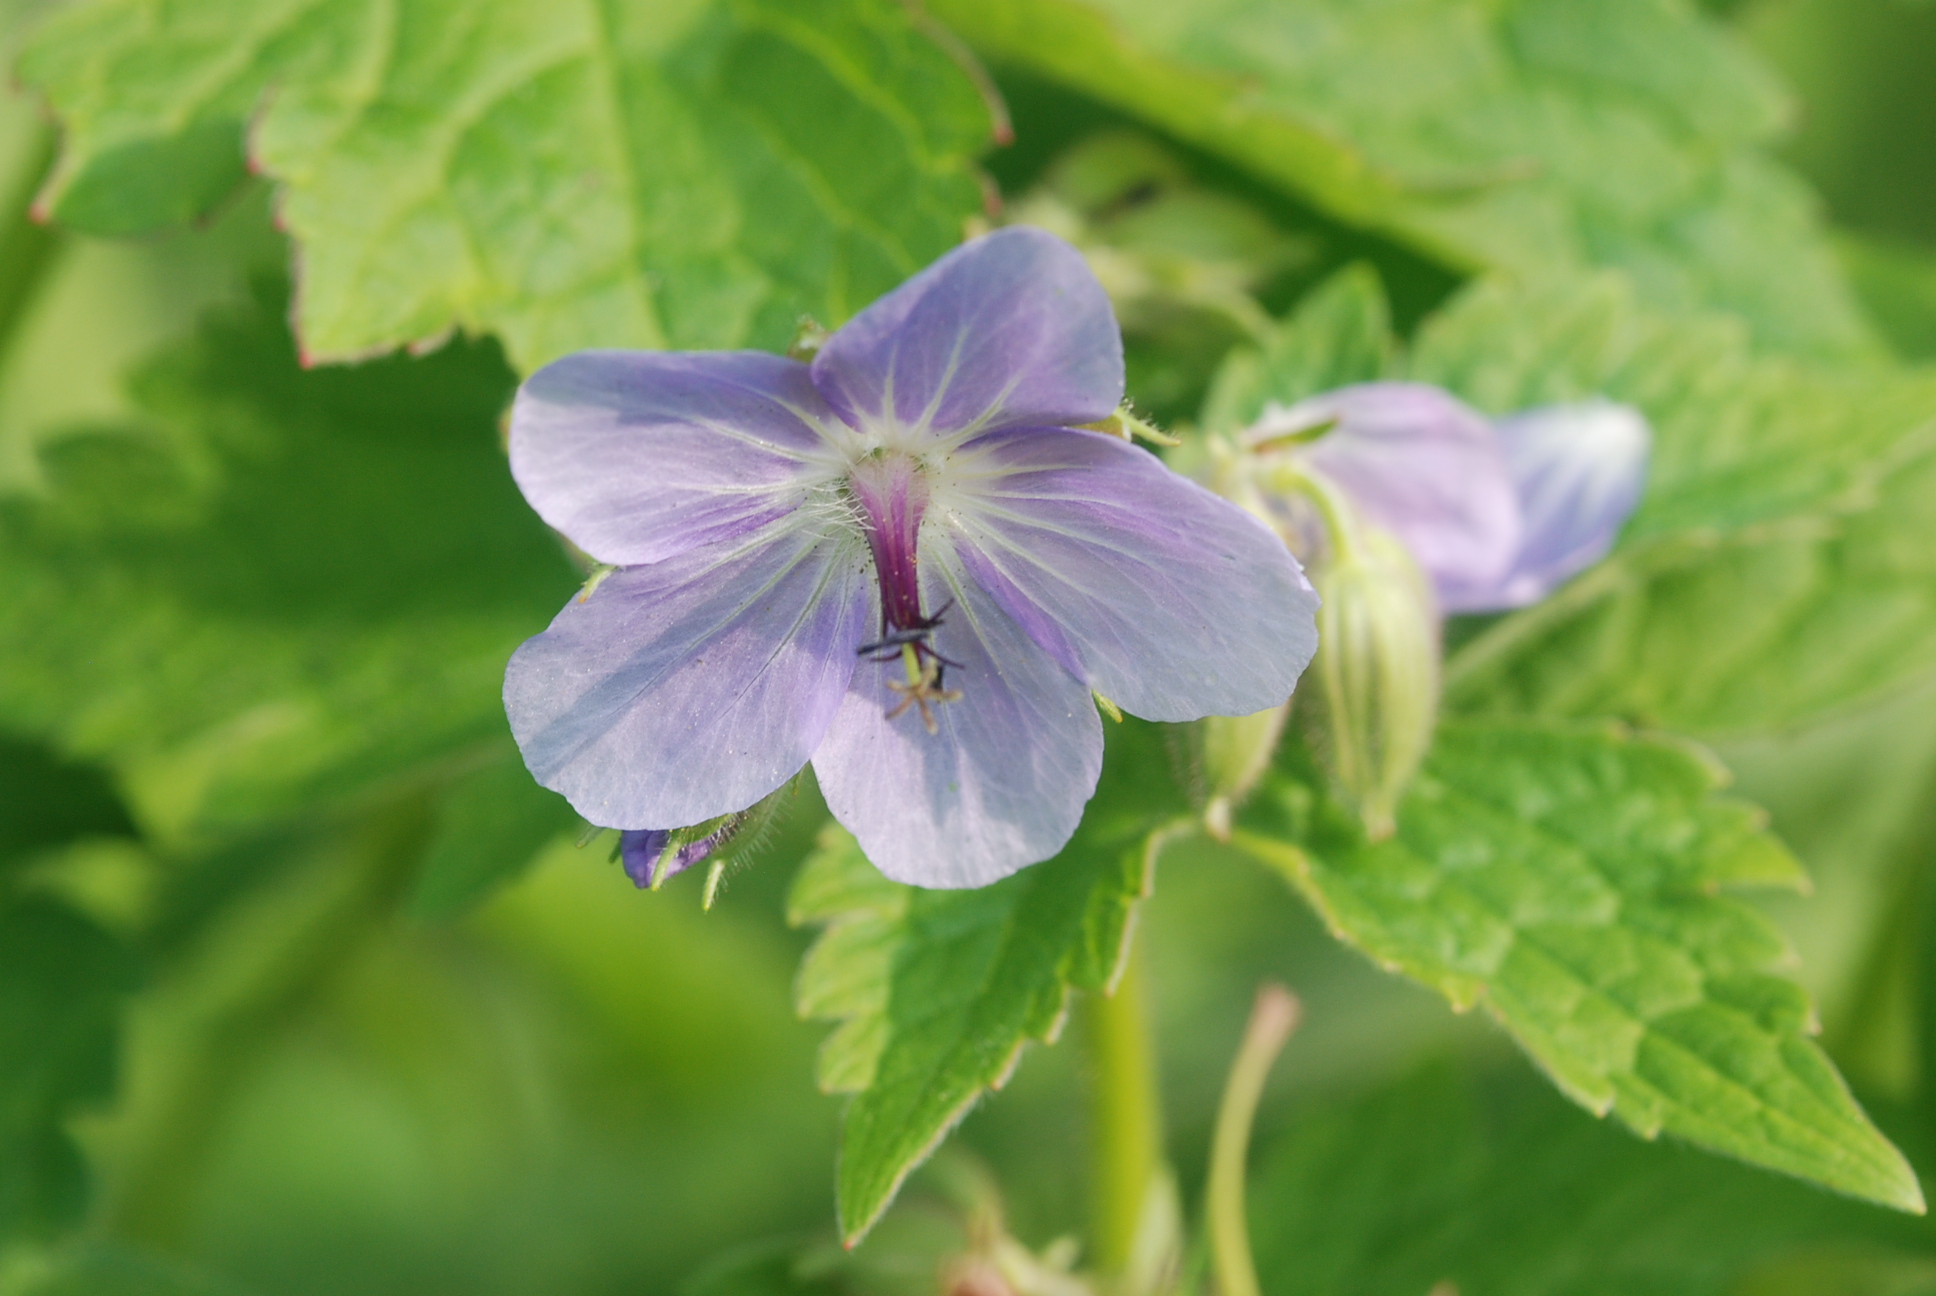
[
  {"left": 1312, "top": 526, "right": 1439, "bottom": 840},
  {"left": 1247, "top": 384, "right": 1521, "bottom": 604},
  {"left": 1195, "top": 703, "right": 1291, "bottom": 841},
  {"left": 618, "top": 780, "right": 797, "bottom": 905}
]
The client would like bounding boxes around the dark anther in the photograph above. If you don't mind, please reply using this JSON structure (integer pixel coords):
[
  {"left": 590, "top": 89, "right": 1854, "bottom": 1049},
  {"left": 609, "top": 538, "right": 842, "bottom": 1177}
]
[{"left": 856, "top": 599, "right": 960, "bottom": 668}]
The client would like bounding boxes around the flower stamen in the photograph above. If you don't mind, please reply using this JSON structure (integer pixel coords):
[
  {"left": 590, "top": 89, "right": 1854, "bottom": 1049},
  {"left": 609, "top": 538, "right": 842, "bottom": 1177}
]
[{"left": 885, "top": 642, "right": 962, "bottom": 734}]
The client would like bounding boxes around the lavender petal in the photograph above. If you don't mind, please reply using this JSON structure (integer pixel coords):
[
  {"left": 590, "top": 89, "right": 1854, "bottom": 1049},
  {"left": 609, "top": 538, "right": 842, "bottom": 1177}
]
[
  {"left": 505, "top": 524, "right": 871, "bottom": 828},
  {"left": 1441, "top": 398, "right": 1650, "bottom": 613},
  {"left": 1266, "top": 383, "right": 1521, "bottom": 603},
  {"left": 948, "top": 427, "right": 1319, "bottom": 722},
  {"left": 510, "top": 350, "right": 838, "bottom": 566},
  {"left": 812, "top": 548, "right": 1103, "bottom": 888},
  {"left": 810, "top": 227, "right": 1124, "bottom": 441}
]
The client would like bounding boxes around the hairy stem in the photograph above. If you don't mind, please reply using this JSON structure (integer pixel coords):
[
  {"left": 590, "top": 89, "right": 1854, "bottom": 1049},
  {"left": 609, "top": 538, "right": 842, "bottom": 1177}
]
[
  {"left": 1207, "top": 984, "right": 1300, "bottom": 1296},
  {"left": 1082, "top": 928, "right": 1165, "bottom": 1277}
]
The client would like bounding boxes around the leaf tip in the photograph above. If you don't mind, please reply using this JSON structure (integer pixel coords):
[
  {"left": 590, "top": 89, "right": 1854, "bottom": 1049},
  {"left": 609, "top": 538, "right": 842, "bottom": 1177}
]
[{"left": 1870, "top": 1150, "right": 1927, "bottom": 1216}]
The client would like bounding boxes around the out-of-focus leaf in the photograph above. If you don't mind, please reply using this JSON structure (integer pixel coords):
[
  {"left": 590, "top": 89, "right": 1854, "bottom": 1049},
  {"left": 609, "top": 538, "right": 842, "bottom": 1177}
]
[
  {"left": 1414, "top": 274, "right": 1936, "bottom": 735},
  {"left": 10, "top": 1245, "right": 257, "bottom": 1296},
  {"left": 1248, "top": 1063, "right": 1932, "bottom": 1296},
  {"left": 1006, "top": 130, "right": 1318, "bottom": 420},
  {"left": 20, "top": 0, "right": 990, "bottom": 370},
  {"left": 1233, "top": 721, "right": 1924, "bottom": 1212},
  {"left": 0, "top": 283, "right": 574, "bottom": 839},
  {"left": 931, "top": 0, "right": 1875, "bottom": 360},
  {"left": 1199, "top": 261, "right": 1393, "bottom": 434},
  {"left": 409, "top": 740, "right": 577, "bottom": 920},
  {"left": 0, "top": 897, "right": 139, "bottom": 1240},
  {"left": 1840, "top": 233, "right": 1936, "bottom": 362},
  {"left": 681, "top": 1208, "right": 968, "bottom": 1296},
  {"left": 0, "top": 735, "right": 135, "bottom": 870},
  {"left": 789, "top": 720, "right": 1185, "bottom": 1244}
]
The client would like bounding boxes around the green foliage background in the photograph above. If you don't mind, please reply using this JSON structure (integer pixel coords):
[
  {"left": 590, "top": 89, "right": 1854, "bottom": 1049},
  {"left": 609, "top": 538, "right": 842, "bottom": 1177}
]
[{"left": 5, "top": 0, "right": 1936, "bottom": 1292}]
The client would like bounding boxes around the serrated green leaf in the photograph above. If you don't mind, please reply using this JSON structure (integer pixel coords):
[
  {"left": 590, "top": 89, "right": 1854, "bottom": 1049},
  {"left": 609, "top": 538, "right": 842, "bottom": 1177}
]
[
  {"left": 1408, "top": 273, "right": 1936, "bottom": 735},
  {"left": 1199, "top": 262, "right": 1393, "bottom": 435},
  {"left": 408, "top": 739, "right": 577, "bottom": 919},
  {"left": 931, "top": 0, "right": 1875, "bottom": 360},
  {"left": 1233, "top": 720, "right": 1923, "bottom": 1212},
  {"left": 789, "top": 719, "right": 1186, "bottom": 1244},
  {"left": 0, "top": 897, "right": 139, "bottom": 1241},
  {"left": 790, "top": 823, "right": 1150, "bottom": 1243},
  {"left": 20, "top": 0, "right": 990, "bottom": 369},
  {"left": 1248, "top": 1063, "right": 1932, "bottom": 1296},
  {"left": 0, "top": 283, "right": 573, "bottom": 839}
]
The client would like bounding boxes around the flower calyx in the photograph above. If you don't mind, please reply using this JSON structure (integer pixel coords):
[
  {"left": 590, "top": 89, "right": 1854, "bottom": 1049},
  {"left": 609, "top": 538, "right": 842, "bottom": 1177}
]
[{"left": 617, "top": 781, "right": 797, "bottom": 908}]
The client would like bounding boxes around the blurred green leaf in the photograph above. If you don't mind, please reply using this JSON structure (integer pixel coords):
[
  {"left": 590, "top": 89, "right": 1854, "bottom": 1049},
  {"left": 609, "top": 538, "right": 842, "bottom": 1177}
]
[
  {"left": 1248, "top": 1063, "right": 1933, "bottom": 1296},
  {"left": 933, "top": 0, "right": 1874, "bottom": 359},
  {"left": 1233, "top": 721, "right": 1924, "bottom": 1212},
  {"left": 7, "top": 1245, "right": 257, "bottom": 1296},
  {"left": 1415, "top": 273, "right": 1936, "bottom": 735},
  {"left": 1840, "top": 234, "right": 1936, "bottom": 362},
  {"left": 1007, "top": 129, "right": 1318, "bottom": 420},
  {"left": 1199, "top": 261, "right": 1393, "bottom": 434},
  {"left": 0, "top": 897, "right": 138, "bottom": 1241},
  {"left": 681, "top": 1208, "right": 968, "bottom": 1296},
  {"left": 789, "top": 719, "right": 1184, "bottom": 1244},
  {"left": 0, "top": 283, "right": 573, "bottom": 839},
  {"left": 0, "top": 735, "right": 135, "bottom": 870},
  {"left": 19, "top": 0, "right": 991, "bottom": 369},
  {"left": 408, "top": 741, "right": 576, "bottom": 920}
]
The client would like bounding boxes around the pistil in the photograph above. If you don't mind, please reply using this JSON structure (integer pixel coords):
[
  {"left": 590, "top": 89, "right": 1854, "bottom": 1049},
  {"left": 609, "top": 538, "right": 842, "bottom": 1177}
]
[{"left": 847, "top": 451, "right": 965, "bottom": 729}]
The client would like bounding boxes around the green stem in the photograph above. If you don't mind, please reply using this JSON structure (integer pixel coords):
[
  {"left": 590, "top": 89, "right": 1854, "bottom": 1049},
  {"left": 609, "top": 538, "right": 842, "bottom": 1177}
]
[
  {"left": 1207, "top": 985, "right": 1300, "bottom": 1296},
  {"left": 1083, "top": 927, "right": 1165, "bottom": 1277}
]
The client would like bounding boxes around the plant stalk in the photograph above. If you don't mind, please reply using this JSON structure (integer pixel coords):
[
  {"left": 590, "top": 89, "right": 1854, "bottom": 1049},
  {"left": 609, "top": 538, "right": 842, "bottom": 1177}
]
[
  {"left": 1207, "top": 984, "right": 1300, "bottom": 1296},
  {"left": 1083, "top": 927, "right": 1166, "bottom": 1278}
]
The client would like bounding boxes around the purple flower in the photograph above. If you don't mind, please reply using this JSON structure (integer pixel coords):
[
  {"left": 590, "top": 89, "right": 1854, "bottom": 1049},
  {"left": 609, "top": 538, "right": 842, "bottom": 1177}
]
[
  {"left": 1244, "top": 384, "right": 1647, "bottom": 615},
  {"left": 505, "top": 228, "right": 1318, "bottom": 888},
  {"left": 1441, "top": 397, "right": 1650, "bottom": 612}
]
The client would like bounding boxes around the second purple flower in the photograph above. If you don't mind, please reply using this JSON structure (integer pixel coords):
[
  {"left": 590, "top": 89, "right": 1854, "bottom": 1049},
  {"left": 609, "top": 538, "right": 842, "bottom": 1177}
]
[{"left": 504, "top": 228, "right": 1319, "bottom": 888}]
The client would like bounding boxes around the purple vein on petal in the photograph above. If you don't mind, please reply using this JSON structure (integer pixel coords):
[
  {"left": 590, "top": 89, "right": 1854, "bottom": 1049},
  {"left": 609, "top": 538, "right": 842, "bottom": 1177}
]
[
  {"left": 942, "top": 427, "right": 1318, "bottom": 722},
  {"left": 505, "top": 519, "right": 871, "bottom": 829}
]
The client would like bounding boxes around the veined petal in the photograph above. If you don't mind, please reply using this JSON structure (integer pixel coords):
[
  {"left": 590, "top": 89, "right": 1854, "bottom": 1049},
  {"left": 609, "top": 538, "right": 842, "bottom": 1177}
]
[
  {"left": 946, "top": 428, "right": 1318, "bottom": 722},
  {"left": 510, "top": 350, "right": 839, "bottom": 566},
  {"left": 505, "top": 524, "right": 871, "bottom": 828},
  {"left": 810, "top": 227, "right": 1123, "bottom": 441},
  {"left": 1261, "top": 383, "right": 1521, "bottom": 603},
  {"left": 1441, "top": 397, "right": 1651, "bottom": 613},
  {"left": 813, "top": 550, "right": 1103, "bottom": 889}
]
